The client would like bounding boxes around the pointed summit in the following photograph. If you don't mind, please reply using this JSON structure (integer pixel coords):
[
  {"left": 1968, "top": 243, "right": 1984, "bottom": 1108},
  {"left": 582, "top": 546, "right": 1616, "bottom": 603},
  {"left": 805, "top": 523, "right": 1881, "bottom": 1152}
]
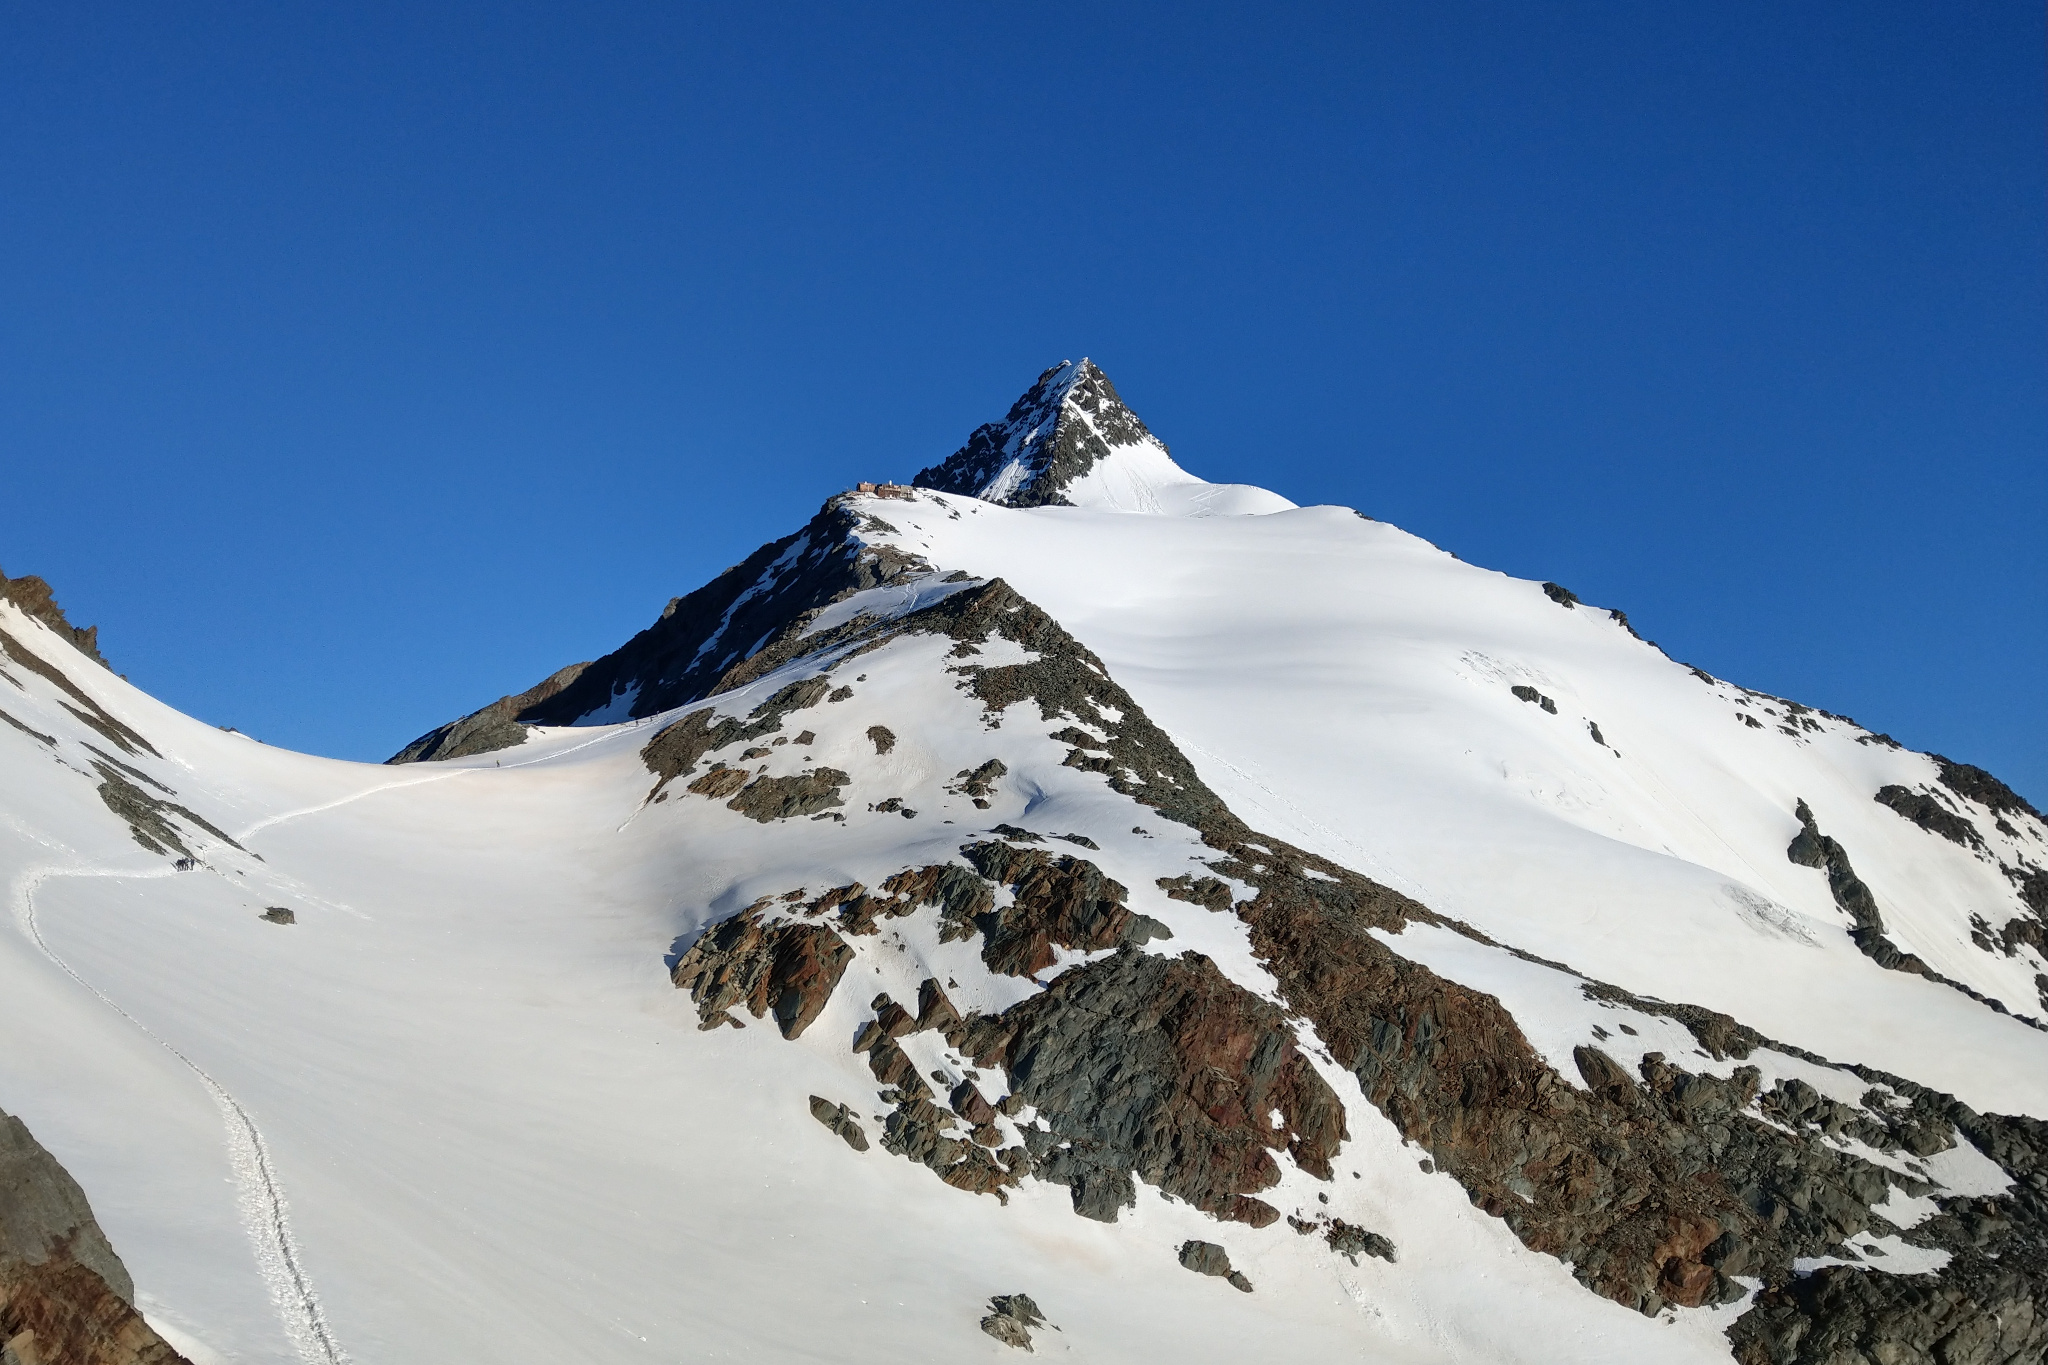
[
  {"left": 913, "top": 359, "right": 1295, "bottom": 516},
  {"left": 913, "top": 358, "right": 1151, "bottom": 507}
]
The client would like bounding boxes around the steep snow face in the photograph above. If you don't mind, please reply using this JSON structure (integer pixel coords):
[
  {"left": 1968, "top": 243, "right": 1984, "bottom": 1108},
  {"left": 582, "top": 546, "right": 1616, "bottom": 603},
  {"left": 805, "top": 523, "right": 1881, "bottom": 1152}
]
[{"left": 912, "top": 359, "right": 1293, "bottom": 516}]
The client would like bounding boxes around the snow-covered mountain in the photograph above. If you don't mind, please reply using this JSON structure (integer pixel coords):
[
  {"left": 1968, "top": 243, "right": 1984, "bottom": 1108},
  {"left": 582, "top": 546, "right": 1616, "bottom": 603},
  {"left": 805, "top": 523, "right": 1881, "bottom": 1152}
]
[{"left": 2, "top": 363, "right": 2043, "bottom": 1365}]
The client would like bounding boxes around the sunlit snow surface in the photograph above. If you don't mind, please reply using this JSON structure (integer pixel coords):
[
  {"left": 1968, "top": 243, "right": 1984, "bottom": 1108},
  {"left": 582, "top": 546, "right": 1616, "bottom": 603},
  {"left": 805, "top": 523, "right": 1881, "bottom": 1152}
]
[{"left": 1, "top": 458, "right": 2043, "bottom": 1363}]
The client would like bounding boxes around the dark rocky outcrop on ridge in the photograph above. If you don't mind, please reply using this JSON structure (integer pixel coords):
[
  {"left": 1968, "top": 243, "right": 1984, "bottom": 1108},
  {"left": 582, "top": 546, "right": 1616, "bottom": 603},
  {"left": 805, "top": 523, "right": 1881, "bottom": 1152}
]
[
  {"left": 912, "top": 359, "right": 1159, "bottom": 508},
  {"left": 0, "top": 625, "right": 154, "bottom": 759},
  {"left": 1874, "top": 784, "right": 1985, "bottom": 851},
  {"left": 390, "top": 498, "right": 932, "bottom": 762},
  {"left": 1788, "top": 799, "right": 2043, "bottom": 1029},
  {"left": 388, "top": 662, "right": 590, "bottom": 763},
  {"left": 0, "top": 570, "right": 110, "bottom": 669}
]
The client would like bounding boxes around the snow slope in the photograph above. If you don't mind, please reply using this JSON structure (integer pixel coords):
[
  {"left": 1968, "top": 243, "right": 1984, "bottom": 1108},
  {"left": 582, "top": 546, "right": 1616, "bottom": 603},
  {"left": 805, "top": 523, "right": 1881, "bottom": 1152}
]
[
  {"left": 847, "top": 492, "right": 2048, "bottom": 1118},
  {"left": 2, "top": 591, "right": 1767, "bottom": 1365},
  {"left": 3, "top": 362, "right": 2043, "bottom": 1364}
]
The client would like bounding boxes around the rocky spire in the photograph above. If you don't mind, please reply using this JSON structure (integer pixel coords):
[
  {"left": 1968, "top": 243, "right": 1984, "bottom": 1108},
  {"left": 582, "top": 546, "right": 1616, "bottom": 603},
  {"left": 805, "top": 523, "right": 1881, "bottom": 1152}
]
[{"left": 912, "top": 359, "right": 1164, "bottom": 508}]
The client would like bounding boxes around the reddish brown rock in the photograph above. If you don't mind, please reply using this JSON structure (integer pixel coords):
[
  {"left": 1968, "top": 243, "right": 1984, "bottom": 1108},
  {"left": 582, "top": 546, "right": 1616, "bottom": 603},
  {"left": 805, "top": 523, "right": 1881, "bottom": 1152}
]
[
  {"left": 670, "top": 906, "right": 852, "bottom": 1039},
  {"left": 685, "top": 765, "right": 750, "bottom": 799},
  {"left": 0, "top": 1251, "right": 190, "bottom": 1365},
  {"left": 962, "top": 947, "right": 1346, "bottom": 1224},
  {"left": 959, "top": 842, "right": 1168, "bottom": 978}
]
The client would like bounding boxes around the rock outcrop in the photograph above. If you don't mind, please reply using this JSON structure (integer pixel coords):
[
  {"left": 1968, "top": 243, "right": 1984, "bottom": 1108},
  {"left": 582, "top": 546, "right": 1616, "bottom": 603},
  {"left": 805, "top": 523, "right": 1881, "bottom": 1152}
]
[
  {"left": 669, "top": 907, "right": 853, "bottom": 1039},
  {"left": 0, "top": 571, "right": 109, "bottom": 668},
  {"left": 978, "top": 1293, "right": 1048, "bottom": 1351},
  {"left": 389, "top": 499, "right": 934, "bottom": 759},
  {"left": 913, "top": 360, "right": 1158, "bottom": 508},
  {"left": 0, "top": 1108, "right": 190, "bottom": 1365}
]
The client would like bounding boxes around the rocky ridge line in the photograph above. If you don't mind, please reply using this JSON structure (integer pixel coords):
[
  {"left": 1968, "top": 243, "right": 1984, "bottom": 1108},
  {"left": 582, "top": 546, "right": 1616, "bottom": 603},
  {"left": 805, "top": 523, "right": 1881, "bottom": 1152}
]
[
  {"left": 912, "top": 359, "right": 1159, "bottom": 508},
  {"left": 0, "top": 571, "right": 109, "bottom": 669},
  {"left": 390, "top": 495, "right": 933, "bottom": 761},
  {"left": 646, "top": 569, "right": 2047, "bottom": 1350}
]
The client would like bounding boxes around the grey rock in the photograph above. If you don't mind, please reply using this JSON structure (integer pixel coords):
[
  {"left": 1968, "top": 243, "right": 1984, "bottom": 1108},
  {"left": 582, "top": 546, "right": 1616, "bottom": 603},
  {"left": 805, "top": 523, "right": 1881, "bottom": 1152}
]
[
  {"left": 914, "top": 360, "right": 1156, "bottom": 509},
  {"left": 979, "top": 1293, "right": 1046, "bottom": 1351},
  {"left": 0, "top": 1109, "right": 132, "bottom": 1302},
  {"left": 806, "top": 1096, "right": 869, "bottom": 1152}
]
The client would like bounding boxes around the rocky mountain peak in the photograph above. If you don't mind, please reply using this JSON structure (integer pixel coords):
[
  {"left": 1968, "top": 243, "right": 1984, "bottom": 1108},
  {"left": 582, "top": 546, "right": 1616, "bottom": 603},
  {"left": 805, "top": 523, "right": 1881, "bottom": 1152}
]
[
  {"left": 912, "top": 358, "right": 1167, "bottom": 508},
  {"left": 0, "top": 568, "right": 109, "bottom": 668}
]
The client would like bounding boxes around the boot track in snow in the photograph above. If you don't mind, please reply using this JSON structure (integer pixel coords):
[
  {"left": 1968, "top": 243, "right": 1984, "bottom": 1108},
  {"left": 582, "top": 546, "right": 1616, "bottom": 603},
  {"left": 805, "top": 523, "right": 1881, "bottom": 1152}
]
[{"left": 13, "top": 864, "right": 349, "bottom": 1365}]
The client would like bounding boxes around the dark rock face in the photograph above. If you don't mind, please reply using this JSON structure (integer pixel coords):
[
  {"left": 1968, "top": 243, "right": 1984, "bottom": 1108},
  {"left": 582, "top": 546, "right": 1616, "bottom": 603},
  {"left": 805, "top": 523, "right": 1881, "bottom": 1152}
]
[
  {"left": 669, "top": 907, "right": 853, "bottom": 1039},
  {"left": 0, "top": 571, "right": 109, "bottom": 668},
  {"left": 259, "top": 907, "right": 295, "bottom": 925},
  {"left": 640, "top": 677, "right": 834, "bottom": 802},
  {"left": 1934, "top": 757, "right": 2044, "bottom": 825},
  {"left": 1728, "top": 1095, "right": 2048, "bottom": 1365},
  {"left": 945, "top": 759, "right": 1005, "bottom": 807},
  {"left": 0, "top": 708, "right": 55, "bottom": 748},
  {"left": 1875, "top": 785, "right": 1985, "bottom": 851},
  {"left": 1157, "top": 874, "right": 1234, "bottom": 914},
  {"left": 1788, "top": 800, "right": 2042, "bottom": 1028},
  {"left": 1787, "top": 799, "right": 1887, "bottom": 948},
  {"left": 1300, "top": 1215, "right": 1396, "bottom": 1266},
  {"left": 1730, "top": 1260, "right": 2046, "bottom": 1365},
  {"left": 386, "top": 662, "right": 588, "bottom": 763},
  {"left": 390, "top": 499, "right": 933, "bottom": 761},
  {"left": 0, "top": 1108, "right": 191, "bottom": 1365},
  {"left": 0, "top": 1112, "right": 132, "bottom": 1302},
  {"left": 1201, "top": 822, "right": 2033, "bottom": 1318},
  {"left": 0, "top": 1252, "right": 192, "bottom": 1365},
  {"left": 1541, "top": 582, "right": 1580, "bottom": 609},
  {"left": 864, "top": 725, "right": 895, "bottom": 755},
  {"left": 0, "top": 626, "right": 155, "bottom": 758},
  {"left": 957, "top": 841, "right": 1168, "bottom": 978},
  {"left": 89, "top": 759, "right": 241, "bottom": 861},
  {"left": 721, "top": 769, "right": 849, "bottom": 823},
  {"left": 745, "top": 838, "right": 1329, "bottom": 1226},
  {"left": 912, "top": 360, "right": 1159, "bottom": 509},
  {"left": 958, "top": 947, "right": 1345, "bottom": 1227},
  {"left": 1177, "top": 1241, "right": 1254, "bottom": 1292},
  {"left": 1511, "top": 685, "right": 1558, "bottom": 715},
  {"left": 806, "top": 1096, "right": 869, "bottom": 1152}
]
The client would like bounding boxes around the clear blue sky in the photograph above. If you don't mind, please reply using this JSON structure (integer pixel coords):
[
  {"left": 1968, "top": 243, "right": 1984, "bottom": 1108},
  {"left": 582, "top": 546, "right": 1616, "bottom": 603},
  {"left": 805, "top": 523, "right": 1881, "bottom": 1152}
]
[{"left": 3, "top": 3, "right": 2042, "bottom": 800}]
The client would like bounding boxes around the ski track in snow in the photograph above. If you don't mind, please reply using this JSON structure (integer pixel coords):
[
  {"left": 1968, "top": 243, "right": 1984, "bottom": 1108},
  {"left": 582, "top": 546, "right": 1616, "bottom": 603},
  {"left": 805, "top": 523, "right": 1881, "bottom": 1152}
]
[
  {"left": 235, "top": 769, "right": 471, "bottom": 840},
  {"left": 13, "top": 863, "right": 349, "bottom": 1365},
  {"left": 233, "top": 724, "right": 620, "bottom": 841}
]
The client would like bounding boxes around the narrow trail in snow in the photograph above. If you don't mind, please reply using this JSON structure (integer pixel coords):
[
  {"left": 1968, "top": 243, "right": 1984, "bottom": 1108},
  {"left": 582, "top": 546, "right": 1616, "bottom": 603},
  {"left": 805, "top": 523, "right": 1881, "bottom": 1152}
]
[
  {"left": 5, "top": 721, "right": 635, "bottom": 1361},
  {"left": 14, "top": 865, "right": 348, "bottom": 1365},
  {"left": 235, "top": 724, "right": 625, "bottom": 841}
]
